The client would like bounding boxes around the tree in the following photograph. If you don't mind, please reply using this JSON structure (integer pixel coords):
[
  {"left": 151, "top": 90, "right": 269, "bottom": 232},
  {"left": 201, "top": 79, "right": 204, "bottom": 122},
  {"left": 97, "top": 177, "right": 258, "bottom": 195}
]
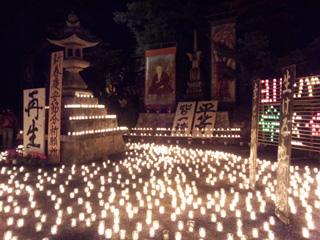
[
  {"left": 237, "top": 32, "right": 275, "bottom": 83},
  {"left": 114, "top": 0, "right": 220, "bottom": 54}
]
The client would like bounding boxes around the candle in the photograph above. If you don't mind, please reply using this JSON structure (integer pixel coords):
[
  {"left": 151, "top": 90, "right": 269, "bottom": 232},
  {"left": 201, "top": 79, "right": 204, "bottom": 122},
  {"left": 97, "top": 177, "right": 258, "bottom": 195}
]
[
  {"left": 137, "top": 222, "right": 142, "bottom": 232},
  {"left": 120, "top": 230, "right": 126, "bottom": 239},
  {"left": 106, "top": 228, "right": 112, "bottom": 238},
  {"left": 150, "top": 228, "right": 155, "bottom": 237},
  {"left": 71, "top": 218, "right": 77, "bottom": 227},
  {"left": 153, "top": 220, "right": 159, "bottom": 230},
  {"left": 252, "top": 228, "right": 259, "bottom": 238},
  {"left": 132, "top": 231, "right": 139, "bottom": 240},
  {"left": 163, "top": 230, "right": 169, "bottom": 240},
  {"left": 175, "top": 232, "right": 182, "bottom": 240},
  {"left": 199, "top": 228, "right": 206, "bottom": 238},
  {"left": 35, "top": 222, "right": 42, "bottom": 232},
  {"left": 178, "top": 221, "right": 184, "bottom": 230},
  {"left": 51, "top": 225, "right": 58, "bottom": 235}
]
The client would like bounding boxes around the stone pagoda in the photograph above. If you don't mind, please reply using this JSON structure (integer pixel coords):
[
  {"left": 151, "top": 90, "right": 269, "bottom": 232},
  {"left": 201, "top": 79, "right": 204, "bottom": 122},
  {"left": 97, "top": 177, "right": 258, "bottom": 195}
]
[
  {"left": 48, "top": 12, "right": 127, "bottom": 164},
  {"left": 184, "top": 30, "right": 205, "bottom": 100}
]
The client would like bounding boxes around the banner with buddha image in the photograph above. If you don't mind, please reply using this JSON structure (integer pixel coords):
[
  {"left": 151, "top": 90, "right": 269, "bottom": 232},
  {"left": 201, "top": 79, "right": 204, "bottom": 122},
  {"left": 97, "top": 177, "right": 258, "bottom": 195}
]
[{"left": 145, "top": 47, "right": 176, "bottom": 110}]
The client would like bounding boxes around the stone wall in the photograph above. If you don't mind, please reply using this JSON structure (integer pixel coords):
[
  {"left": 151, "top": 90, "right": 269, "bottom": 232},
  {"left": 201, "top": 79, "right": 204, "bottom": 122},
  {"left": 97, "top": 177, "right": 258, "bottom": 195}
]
[
  {"left": 60, "top": 132, "right": 127, "bottom": 164},
  {"left": 135, "top": 112, "right": 230, "bottom": 129},
  {"left": 135, "top": 113, "right": 175, "bottom": 129}
]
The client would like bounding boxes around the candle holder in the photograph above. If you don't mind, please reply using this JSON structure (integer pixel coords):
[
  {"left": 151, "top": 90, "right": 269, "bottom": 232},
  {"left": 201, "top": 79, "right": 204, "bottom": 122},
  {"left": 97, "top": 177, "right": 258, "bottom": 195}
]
[{"left": 163, "top": 230, "right": 169, "bottom": 240}]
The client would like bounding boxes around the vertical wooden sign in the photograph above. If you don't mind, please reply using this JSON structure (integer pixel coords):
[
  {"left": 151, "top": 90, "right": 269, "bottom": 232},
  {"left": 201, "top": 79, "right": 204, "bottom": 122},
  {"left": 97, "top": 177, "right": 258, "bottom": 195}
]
[
  {"left": 249, "top": 80, "right": 260, "bottom": 189},
  {"left": 275, "top": 65, "right": 296, "bottom": 224},
  {"left": 192, "top": 101, "right": 218, "bottom": 138},
  {"left": 23, "top": 88, "right": 45, "bottom": 154},
  {"left": 172, "top": 102, "right": 196, "bottom": 136},
  {"left": 48, "top": 51, "right": 63, "bottom": 164}
]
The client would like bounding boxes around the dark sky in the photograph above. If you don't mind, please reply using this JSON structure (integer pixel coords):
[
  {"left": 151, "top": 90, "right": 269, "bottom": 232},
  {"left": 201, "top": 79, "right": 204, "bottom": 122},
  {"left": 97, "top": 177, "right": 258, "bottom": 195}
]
[
  {"left": 0, "top": 0, "right": 134, "bottom": 111},
  {"left": 0, "top": 0, "right": 320, "bottom": 112}
]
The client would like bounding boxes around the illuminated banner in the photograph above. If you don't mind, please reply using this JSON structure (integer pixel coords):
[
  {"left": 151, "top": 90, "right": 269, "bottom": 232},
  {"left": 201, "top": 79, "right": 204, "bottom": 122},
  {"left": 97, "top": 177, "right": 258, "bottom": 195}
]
[
  {"left": 172, "top": 102, "right": 196, "bottom": 136},
  {"left": 145, "top": 47, "right": 176, "bottom": 109},
  {"left": 192, "top": 101, "right": 218, "bottom": 138},
  {"left": 249, "top": 80, "right": 260, "bottom": 189},
  {"left": 23, "top": 88, "right": 45, "bottom": 154},
  {"left": 48, "top": 51, "right": 63, "bottom": 164},
  {"left": 258, "top": 73, "right": 320, "bottom": 152},
  {"left": 211, "top": 21, "right": 236, "bottom": 102},
  {"left": 275, "top": 65, "right": 295, "bottom": 225}
]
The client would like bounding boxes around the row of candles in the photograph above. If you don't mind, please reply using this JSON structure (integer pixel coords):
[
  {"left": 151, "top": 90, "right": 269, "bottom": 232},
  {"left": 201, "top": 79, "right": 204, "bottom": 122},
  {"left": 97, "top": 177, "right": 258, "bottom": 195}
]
[
  {"left": 68, "top": 127, "right": 128, "bottom": 136},
  {"left": 76, "top": 93, "right": 94, "bottom": 98},
  {"left": 69, "top": 115, "right": 116, "bottom": 120},
  {"left": 64, "top": 104, "right": 105, "bottom": 108},
  {"left": 128, "top": 127, "right": 242, "bottom": 139},
  {"left": 131, "top": 128, "right": 241, "bottom": 132},
  {"left": 0, "top": 142, "right": 319, "bottom": 239},
  {"left": 129, "top": 132, "right": 241, "bottom": 138}
]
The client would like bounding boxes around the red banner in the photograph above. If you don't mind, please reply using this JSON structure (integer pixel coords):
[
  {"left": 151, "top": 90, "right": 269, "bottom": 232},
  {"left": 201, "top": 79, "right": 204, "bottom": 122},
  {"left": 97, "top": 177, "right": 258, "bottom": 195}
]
[{"left": 211, "top": 22, "right": 236, "bottom": 102}]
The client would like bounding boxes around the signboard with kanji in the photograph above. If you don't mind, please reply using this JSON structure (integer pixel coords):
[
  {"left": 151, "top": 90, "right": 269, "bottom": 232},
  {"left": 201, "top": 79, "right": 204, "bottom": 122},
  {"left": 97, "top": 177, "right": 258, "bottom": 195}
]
[
  {"left": 23, "top": 88, "right": 45, "bottom": 154},
  {"left": 275, "top": 65, "right": 295, "bottom": 224},
  {"left": 192, "top": 101, "right": 218, "bottom": 138},
  {"left": 48, "top": 51, "right": 63, "bottom": 164},
  {"left": 172, "top": 102, "right": 196, "bottom": 136}
]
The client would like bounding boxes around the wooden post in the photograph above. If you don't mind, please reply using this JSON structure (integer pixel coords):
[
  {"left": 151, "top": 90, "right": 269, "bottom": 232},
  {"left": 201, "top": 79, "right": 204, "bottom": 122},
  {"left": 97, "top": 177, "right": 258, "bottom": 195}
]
[
  {"left": 249, "top": 79, "right": 260, "bottom": 189},
  {"left": 47, "top": 51, "right": 63, "bottom": 164},
  {"left": 275, "top": 65, "right": 296, "bottom": 224}
]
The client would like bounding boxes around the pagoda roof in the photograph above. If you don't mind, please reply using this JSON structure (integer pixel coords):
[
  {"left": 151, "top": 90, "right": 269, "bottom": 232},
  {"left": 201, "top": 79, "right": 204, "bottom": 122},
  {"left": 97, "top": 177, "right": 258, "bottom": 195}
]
[{"left": 48, "top": 34, "right": 99, "bottom": 48}]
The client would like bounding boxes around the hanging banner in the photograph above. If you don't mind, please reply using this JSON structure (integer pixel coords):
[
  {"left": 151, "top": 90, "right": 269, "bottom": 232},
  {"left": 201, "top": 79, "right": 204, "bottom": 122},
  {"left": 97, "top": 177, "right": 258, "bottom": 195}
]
[
  {"left": 23, "top": 88, "right": 45, "bottom": 154},
  {"left": 210, "top": 21, "right": 236, "bottom": 102},
  {"left": 145, "top": 47, "right": 176, "bottom": 109},
  {"left": 275, "top": 65, "right": 296, "bottom": 224},
  {"left": 172, "top": 102, "right": 196, "bottom": 136},
  {"left": 48, "top": 51, "right": 63, "bottom": 164},
  {"left": 192, "top": 101, "right": 218, "bottom": 138},
  {"left": 249, "top": 80, "right": 260, "bottom": 189}
]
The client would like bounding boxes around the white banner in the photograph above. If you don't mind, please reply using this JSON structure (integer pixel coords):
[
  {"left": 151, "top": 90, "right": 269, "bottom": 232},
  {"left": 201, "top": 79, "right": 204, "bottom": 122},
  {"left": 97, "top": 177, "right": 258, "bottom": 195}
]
[
  {"left": 48, "top": 51, "right": 63, "bottom": 164},
  {"left": 192, "top": 101, "right": 218, "bottom": 138},
  {"left": 23, "top": 88, "right": 45, "bottom": 154},
  {"left": 172, "top": 102, "right": 196, "bottom": 136}
]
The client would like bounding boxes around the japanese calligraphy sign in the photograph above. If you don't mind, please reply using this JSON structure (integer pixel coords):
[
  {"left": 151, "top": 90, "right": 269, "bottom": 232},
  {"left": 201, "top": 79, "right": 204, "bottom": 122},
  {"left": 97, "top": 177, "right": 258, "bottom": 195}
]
[
  {"left": 275, "top": 65, "right": 295, "bottom": 224},
  {"left": 172, "top": 102, "right": 196, "bottom": 136},
  {"left": 48, "top": 51, "right": 63, "bottom": 164},
  {"left": 192, "top": 101, "right": 218, "bottom": 138},
  {"left": 23, "top": 88, "right": 45, "bottom": 154},
  {"left": 249, "top": 80, "right": 260, "bottom": 189}
]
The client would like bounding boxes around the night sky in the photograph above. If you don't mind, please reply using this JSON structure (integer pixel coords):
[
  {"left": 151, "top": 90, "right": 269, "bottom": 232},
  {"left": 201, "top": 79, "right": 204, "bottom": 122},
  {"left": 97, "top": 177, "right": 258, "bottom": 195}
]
[
  {"left": 0, "top": 0, "right": 320, "bottom": 113},
  {"left": 0, "top": 0, "right": 134, "bottom": 112}
]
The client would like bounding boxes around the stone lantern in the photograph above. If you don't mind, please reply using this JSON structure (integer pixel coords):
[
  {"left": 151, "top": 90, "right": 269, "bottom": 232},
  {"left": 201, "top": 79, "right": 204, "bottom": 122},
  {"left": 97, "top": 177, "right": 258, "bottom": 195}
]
[{"left": 48, "top": 12, "right": 99, "bottom": 95}]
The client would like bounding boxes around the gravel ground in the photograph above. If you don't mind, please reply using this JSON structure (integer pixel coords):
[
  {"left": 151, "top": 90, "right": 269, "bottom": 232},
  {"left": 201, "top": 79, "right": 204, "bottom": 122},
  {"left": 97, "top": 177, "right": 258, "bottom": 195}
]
[{"left": 0, "top": 142, "right": 319, "bottom": 240}]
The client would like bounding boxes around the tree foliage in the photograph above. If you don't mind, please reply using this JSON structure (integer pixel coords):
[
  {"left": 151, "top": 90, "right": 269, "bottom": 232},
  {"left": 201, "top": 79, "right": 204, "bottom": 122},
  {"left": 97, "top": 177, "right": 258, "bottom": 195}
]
[
  {"left": 114, "top": 0, "right": 217, "bottom": 54},
  {"left": 236, "top": 32, "right": 275, "bottom": 85}
]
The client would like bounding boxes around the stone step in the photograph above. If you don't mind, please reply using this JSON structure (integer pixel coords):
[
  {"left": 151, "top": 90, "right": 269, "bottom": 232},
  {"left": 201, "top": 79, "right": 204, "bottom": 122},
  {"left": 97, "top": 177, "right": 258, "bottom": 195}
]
[
  {"left": 62, "top": 97, "right": 99, "bottom": 105},
  {"left": 61, "top": 108, "right": 108, "bottom": 118},
  {"left": 61, "top": 118, "right": 117, "bottom": 134}
]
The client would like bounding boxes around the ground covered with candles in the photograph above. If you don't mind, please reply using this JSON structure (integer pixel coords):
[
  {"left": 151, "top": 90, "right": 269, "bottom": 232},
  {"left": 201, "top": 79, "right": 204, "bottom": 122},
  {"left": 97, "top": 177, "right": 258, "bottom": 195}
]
[{"left": 0, "top": 143, "right": 319, "bottom": 240}]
